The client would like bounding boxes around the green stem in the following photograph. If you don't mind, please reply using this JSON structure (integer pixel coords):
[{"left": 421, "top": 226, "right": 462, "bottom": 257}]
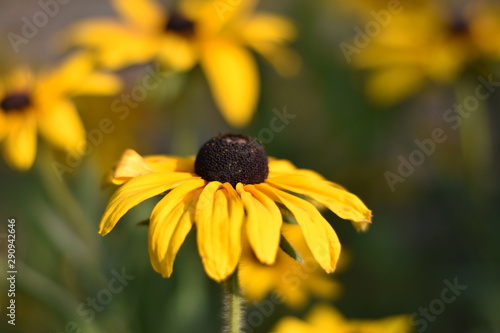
[
  {"left": 223, "top": 269, "right": 244, "bottom": 333},
  {"left": 35, "top": 143, "right": 100, "bottom": 256}
]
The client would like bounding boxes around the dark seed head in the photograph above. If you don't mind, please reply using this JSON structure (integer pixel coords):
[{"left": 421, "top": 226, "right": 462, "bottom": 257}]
[
  {"left": 449, "top": 16, "right": 470, "bottom": 36},
  {"left": 194, "top": 134, "right": 269, "bottom": 188},
  {"left": 164, "top": 12, "right": 195, "bottom": 35},
  {"left": 1, "top": 93, "right": 32, "bottom": 113}
]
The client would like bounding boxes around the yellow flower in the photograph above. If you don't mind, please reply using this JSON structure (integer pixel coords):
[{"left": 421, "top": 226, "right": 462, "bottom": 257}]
[
  {"left": 239, "top": 223, "right": 343, "bottom": 308},
  {"left": 351, "top": 1, "right": 500, "bottom": 105},
  {"left": 272, "top": 304, "right": 412, "bottom": 333},
  {"left": 99, "top": 134, "right": 372, "bottom": 281},
  {"left": 66, "top": 0, "right": 299, "bottom": 127},
  {"left": 0, "top": 54, "right": 121, "bottom": 171}
]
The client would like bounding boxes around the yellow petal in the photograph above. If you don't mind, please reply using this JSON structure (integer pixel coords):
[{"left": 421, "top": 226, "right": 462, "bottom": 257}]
[
  {"left": 112, "top": 0, "right": 164, "bottom": 31},
  {"left": 266, "top": 175, "right": 372, "bottom": 224},
  {"left": 243, "top": 14, "right": 301, "bottom": 76},
  {"left": 38, "top": 52, "right": 121, "bottom": 98},
  {"left": 196, "top": 181, "right": 244, "bottom": 281},
  {"left": 221, "top": 183, "right": 245, "bottom": 269},
  {"left": 4, "top": 67, "right": 34, "bottom": 92},
  {"left": 110, "top": 152, "right": 196, "bottom": 185},
  {"left": 65, "top": 20, "right": 160, "bottom": 70},
  {"left": 182, "top": 0, "right": 256, "bottom": 35},
  {"left": 269, "top": 158, "right": 326, "bottom": 180},
  {"left": 365, "top": 67, "right": 425, "bottom": 106},
  {"left": 349, "top": 314, "right": 412, "bottom": 332},
  {"left": 238, "top": 184, "right": 282, "bottom": 264},
  {"left": 306, "top": 305, "right": 347, "bottom": 330},
  {"left": 145, "top": 155, "right": 195, "bottom": 173},
  {"left": 272, "top": 317, "right": 311, "bottom": 333},
  {"left": 38, "top": 52, "right": 95, "bottom": 97},
  {"left": 149, "top": 179, "right": 205, "bottom": 277},
  {"left": 2, "top": 113, "right": 37, "bottom": 171},
  {"left": 37, "top": 99, "right": 86, "bottom": 153},
  {"left": 99, "top": 172, "right": 197, "bottom": 235},
  {"left": 0, "top": 111, "right": 8, "bottom": 141},
  {"left": 157, "top": 34, "right": 197, "bottom": 70},
  {"left": 244, "top": 14, "right": 296, "bottom": 44},
  {"left": 112, "top": 149, "right": 154, "bottom": 184},
  {"left": 71, "top": 72, "right": 122, "bottom": 96},
  {"left": 257, "top": 184, "right": 341, "bottom": 273},
  {"left": 200, "top": 39, "right": 259, "bottom": 128}
]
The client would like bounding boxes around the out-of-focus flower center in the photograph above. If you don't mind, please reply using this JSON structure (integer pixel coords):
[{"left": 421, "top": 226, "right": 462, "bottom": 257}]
[
  {"left": 1, "top": 93, "right": 32, "bottom": 113},
  {"left": 194, "top": 134, "right": 269, "bottom": 187},
  {"left": 164, "top": 12, "right": 195, "bottom": 35},
  {"left": 449, "top": 16, "right": 470, "bottom": 36}
]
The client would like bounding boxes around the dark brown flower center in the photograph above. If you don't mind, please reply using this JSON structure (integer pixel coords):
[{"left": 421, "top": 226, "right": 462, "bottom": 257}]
[
  {"left": 194, "top": 134, "right": 269, "bottom": 188},
  {"left": 1, "top": 93, "right": 32, "bottom": 113},
  {"left": 449, "top": 16, "right": 470, "bottom": 36},
  {"left": 164, "top": 12, "right": 195, "bottom": 35}
]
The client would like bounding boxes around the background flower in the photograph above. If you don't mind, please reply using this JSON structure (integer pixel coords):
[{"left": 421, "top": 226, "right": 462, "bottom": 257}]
[
  {"left": 239, "top": 223, "right": 343, "bottom": 309},
  {"left": 350, "top": 0, "right": 500, "bottom": 105},
  {"left": 272, "top": 304, "right": 412, "bottom": 333},
  {"left": 0, "top": 53, "right": 121, "bottom": 170},
  {"left": 66, "top": 0, "right": 300, "bottom": 127}
]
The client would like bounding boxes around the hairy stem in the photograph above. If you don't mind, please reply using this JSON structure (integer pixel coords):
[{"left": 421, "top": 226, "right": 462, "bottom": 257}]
[{"left": 223, "top": 269, "right": 244, "bottom": 333}]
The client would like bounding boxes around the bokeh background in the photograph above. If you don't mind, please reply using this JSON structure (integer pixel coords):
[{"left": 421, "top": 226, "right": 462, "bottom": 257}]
[{"left": 1, "top": 0, "right": 499, "bottom": 332}]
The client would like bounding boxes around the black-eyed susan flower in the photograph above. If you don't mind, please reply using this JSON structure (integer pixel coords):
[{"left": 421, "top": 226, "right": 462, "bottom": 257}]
[
  {"left": 351, "top": 0, "right": 500, "bottom": 105},
  {"left": 66, "top": 0, "right": 300, "bottom": 127},
  {"left": 272, "top": 304, "right": 412, "bottom": 333},
  {"left": 0, "top": 54, "right": 121, "bottom": 171},
  {"left": 239, "top": 223, "right": 343, "bottom": 308},
  {"left": 99, "top": 134, "right": 372, "bottom": 281}
]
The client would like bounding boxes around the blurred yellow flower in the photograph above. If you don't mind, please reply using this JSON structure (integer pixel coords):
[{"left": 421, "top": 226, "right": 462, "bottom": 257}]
[
  {"left": 239, "top": 223, "right": 342, "bottom": 308},
  {"left": 99, "top": 134, "right": 371, "bottom": 281},
  {"left": 272, "top": 304, "right": 412, "bottom": 333},
  {"left": 66, "top": 0, "right": 300, "bottom": 127},
  {"left": 0, "top": 54, "right": 121, "bottom": 171},
  {"left": 351, "top": 1, "right": 500, "bottom": 105}
]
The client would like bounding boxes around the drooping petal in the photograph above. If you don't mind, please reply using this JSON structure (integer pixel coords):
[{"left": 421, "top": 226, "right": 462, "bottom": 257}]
[
  {"left": 99, "top": 172, "right": 197, "bottom": 235},
  {"left": 197, "top": 181, "right": 241, "bottom": 281},
  {"left": 221, "top": 183, "right": 245, "bottom": 271},
  {"left": 257, "top": 184, "right": 341, "bottom": 273},
  {"left": 2, "top": 113, "right": 37, "bottom": 171},
  {"left": 237, "top": 184, "right": 281, "bottom": 265},
  {"left": 200, "top": 39, "right": 259, "bottom": 128},
  {"left": 37, "top": 99, "right": 86, "bottom": 153},
  {"left": 112, "top": 0, "right": 164, "bottom": 31},
  {"left": 266, "top": 175, "right": 372, "bottom": 224},
  {"left": 149, "top": 179, "right": 205, "bottom": 277}
]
